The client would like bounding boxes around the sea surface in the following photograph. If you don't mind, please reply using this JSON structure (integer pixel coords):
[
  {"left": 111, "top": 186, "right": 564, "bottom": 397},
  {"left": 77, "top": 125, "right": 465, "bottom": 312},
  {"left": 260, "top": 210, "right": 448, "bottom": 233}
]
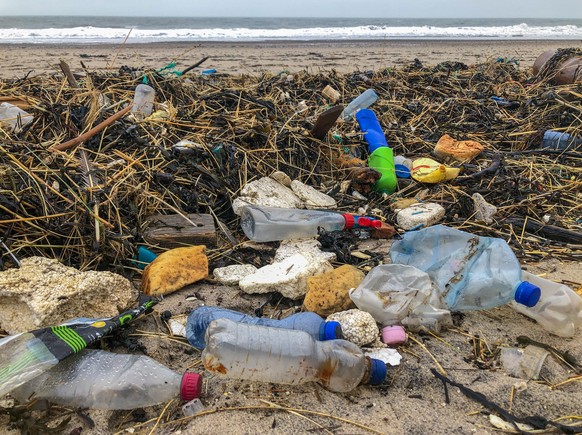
[{"left": 0, "top": 16, "right": 581, "bottom": 43}]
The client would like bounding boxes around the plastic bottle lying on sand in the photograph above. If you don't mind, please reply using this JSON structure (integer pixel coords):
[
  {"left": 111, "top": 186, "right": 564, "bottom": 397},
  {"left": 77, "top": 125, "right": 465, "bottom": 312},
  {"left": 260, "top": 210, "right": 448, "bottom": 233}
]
[
  {"left": 0, "top": 333, "right": 58, "bottom": 398},
  {"left": 239, "top": 205, "right": 381, "bottom": 242},
  {"left": 10, "top": 349, "right": 202, "bottom": 410},
  {"left": 202, "top": 318, "right": 386, "bottom": 393},
  {"left": 186, "top": 306, "right": 343, "bottom": 349},
  {"left": 510, "top": 271, "right": 582, "bottom": 337},
  {"left": 389, "top": 225, "right": 541, "bottom": 311}
]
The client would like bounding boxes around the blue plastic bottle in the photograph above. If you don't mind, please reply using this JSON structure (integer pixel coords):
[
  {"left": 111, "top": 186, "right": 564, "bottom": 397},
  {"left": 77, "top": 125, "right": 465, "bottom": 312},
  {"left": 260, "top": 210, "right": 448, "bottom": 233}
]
[
  {"left": 389, "top": 225, "right": 541, "bottom": 311},
  {"left": 186, "top": 306, "right": 343, "bottom": 349}
]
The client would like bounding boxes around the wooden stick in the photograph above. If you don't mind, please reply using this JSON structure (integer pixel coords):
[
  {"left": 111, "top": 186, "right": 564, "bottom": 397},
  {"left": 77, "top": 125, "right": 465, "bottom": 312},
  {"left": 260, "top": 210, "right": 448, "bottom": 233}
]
[
  {"left": 59, "top": 60, "right": 79, "bottom": 88},
  {"left": 50, "top": 105, "right": 131, "bottom": 152}
]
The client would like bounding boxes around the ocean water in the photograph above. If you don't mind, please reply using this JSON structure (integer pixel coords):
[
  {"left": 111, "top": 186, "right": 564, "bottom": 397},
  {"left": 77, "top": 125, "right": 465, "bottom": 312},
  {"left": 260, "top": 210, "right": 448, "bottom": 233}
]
[{"left": 0, "top": 16, "right": 581, "bottom": 43}]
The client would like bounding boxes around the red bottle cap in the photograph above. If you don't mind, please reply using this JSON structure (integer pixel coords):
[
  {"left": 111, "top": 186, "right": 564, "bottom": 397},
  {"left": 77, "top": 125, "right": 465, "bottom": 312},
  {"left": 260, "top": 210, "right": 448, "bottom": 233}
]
[
  {"left": 342, "top": 213, "right": 355, "bottom": 229},
  {"left": 180, "top": 372, "right": 203, "bottom": 401}
]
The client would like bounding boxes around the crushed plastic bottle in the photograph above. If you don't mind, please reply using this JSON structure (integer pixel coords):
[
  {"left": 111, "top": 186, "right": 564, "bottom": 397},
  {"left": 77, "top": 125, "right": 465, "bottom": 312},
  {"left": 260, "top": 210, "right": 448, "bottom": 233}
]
[
  {"left": 239, "top": 205, "right": 381, "bottom": 242},
  {"left": 511, "top": 271, "right": 582, "bottom": 337},
  {"left": 0, "top": 333, "right": 58, "bottom": 398},
  {"left": 186, "top": 306, "right": 343, "bottom": 349},
  {"left": 389, "top": 225, "right": 541, "bottom": 311},
  {"left": 202, "top": 318, "right": 386, "bottom": 393},
  {"left": 0, "top": 102, "right": 34, "bottom": 133},
  {"left": 10, "top": 349, "right": 201, "bottom": 410},
  {"left": 131, "top": 84, "right": 155, "bottom": 120}
]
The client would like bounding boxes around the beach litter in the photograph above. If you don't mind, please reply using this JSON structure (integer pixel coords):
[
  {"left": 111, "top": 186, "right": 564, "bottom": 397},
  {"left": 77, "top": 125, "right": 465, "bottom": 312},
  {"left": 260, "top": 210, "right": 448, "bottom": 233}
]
[{"left": 0, "top": 53, "right": 580, "bottom": 434}]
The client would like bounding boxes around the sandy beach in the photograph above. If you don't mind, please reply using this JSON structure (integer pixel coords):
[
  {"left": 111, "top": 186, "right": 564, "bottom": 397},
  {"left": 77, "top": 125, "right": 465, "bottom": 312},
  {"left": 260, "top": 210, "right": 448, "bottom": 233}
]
[
  {"left": 0, "top": 39, "right": 580, "bottom": 78},
  {"left": 0, "top": 38, "right": 581, "bottom": 435}
]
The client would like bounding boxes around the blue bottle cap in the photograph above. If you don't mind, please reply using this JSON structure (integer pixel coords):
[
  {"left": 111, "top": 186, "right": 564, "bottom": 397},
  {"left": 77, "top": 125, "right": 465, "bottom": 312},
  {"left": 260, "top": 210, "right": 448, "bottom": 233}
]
[
  {"left": 514, "top": 281, "right": 541, "bottom": 307},
  {"left": 320, "top": 321, "right": 343, "bottom": 340},
  {"left": 368, "top": 358, "right": 387, "bottom": 385},
  {"left": 133, "top": 246, "right": 158, "bottom": 270},
  {"left": 395, "top": 163, "right": 411, "bottom": 178}
]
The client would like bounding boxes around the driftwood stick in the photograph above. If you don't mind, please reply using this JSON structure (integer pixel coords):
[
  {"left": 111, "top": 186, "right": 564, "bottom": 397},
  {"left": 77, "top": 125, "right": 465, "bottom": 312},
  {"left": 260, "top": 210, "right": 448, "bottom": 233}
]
[
  {"left": 181, "top": 56, "right": 210, "bottom": 75},
  {"left": 50, "top": 105, "right": 131, "bottom": 152},
  {"left": 507, "top": 218, "right": 582, "bottom": 244},
  {"left": 59, "top": 60, "right": 79, "bottom": 88}
]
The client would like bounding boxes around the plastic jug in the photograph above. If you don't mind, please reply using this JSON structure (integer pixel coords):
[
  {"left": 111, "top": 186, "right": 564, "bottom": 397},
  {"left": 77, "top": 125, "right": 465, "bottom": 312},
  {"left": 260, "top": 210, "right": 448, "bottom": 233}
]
[
  {"left": 389, "top": 225, "right": 541, "bottom": 311},
  {"left": 510, "top": 271, "right": 582, "bottom": 337},
  {"left": 186, "top": 306, "right": 343, "bottom": 349},
  {"left": 10, "top": 349, "right": 201, "bottom": 410},
  {"left": 202, "top": 318, "right": 386, "bottom": 393},
  {"left": 239, "top": 205, "right": 381, "bottom": 242}
]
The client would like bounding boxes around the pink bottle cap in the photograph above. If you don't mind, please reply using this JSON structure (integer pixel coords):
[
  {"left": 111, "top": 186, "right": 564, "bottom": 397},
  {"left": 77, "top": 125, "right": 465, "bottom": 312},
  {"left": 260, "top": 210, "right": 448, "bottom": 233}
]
[
  {"left": 382, "top": 325, "right": 408, "bottom": 346},
  {"left": 181, "top": 372, "right": 203, "bottom": 401}
]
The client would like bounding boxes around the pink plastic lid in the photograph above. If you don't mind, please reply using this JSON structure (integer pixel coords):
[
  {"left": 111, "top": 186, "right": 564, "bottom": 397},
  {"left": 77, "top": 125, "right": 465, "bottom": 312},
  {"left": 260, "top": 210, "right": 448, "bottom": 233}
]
[
  {"left": 382, "top": 325, "right": 408, "bottom": 346},
  {"left": 181, "top": 372, "right": 203, "bottom": 401}
]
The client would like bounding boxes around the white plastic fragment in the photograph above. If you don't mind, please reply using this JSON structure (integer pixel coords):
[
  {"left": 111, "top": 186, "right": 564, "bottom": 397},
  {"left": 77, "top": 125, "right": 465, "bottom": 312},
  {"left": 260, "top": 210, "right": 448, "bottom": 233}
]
[
  {"left": 364, "top": 348, "right": 402, "bottom": 367},
  {"left": 489, "top": 415, "right": 534, "bottom": 432},
  {"left": 169, "top": 319, "right": 187, "bottom": 338},
  {"left": 290, "top": 180, "right": 337, "bottom": 209},
  {"left": 213, "top": 264, "right": 258, "bottom": 286},
  {"left": 396, "top": 202, "right": 445, "bottom": 230},
  {"left": 238, "top": 252, "right": 333, "bottom": 299}
]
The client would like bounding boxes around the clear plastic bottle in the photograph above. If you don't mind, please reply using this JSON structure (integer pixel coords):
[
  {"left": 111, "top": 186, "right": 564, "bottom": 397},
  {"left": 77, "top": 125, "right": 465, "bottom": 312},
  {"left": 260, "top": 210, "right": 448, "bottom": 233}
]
[
  {"left": 389, "top": 225, "right": 541, "bottom": 311},
  {"left": 240, "top": 205, "right": 380, "bottom": 242},
  {"left": 541, "top": 130, "right": 582, "bottom": 151},
  {"left": 203, "top": 318, "right": 386, "bottom": 393},
  {"left": 341, "top": 89, "right": 378, "bottom": 120},
  {"left": 186, "top": 306, "right": 343, "bottom": 349},
  {"left": 131, "top": 84, "right": 155, "bottom": 120},
  {"left": 510, "top": 271, "right": 582, "bottom": 337},
  {"left": 10, "top": 349, "right": 202, "bottom": 410},
  {"left": 0, "top": 333, "right": 59, "bottom": 398},
  {"left": 0, "top": 102, "right": 34, "bottom": 133}
]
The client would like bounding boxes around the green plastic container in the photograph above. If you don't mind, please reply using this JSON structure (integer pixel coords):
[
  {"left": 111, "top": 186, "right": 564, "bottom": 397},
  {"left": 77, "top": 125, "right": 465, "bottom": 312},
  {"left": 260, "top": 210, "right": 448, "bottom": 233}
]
[{"left": 368, "top": 147, "right": 397, "bottom": 193}]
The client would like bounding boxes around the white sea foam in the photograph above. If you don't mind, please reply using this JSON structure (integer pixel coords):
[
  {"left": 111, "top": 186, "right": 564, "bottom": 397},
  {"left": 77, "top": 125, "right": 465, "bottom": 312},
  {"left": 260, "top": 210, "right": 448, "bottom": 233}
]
[{"left": 0, "top": 23, "right": 580, "bottom": 43}]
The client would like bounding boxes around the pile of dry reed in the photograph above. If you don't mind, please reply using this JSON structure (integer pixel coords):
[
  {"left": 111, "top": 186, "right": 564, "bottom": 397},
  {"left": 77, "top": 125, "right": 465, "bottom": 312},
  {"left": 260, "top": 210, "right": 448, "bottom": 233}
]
[{"left": 0, "top": 58, "right": 580, "bottom": 272}]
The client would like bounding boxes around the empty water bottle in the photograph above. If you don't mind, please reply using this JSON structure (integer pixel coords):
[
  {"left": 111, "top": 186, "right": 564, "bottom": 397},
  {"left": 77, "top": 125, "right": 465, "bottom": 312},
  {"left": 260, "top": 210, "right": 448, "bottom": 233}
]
[
  {"left": 186, "top": 306, "right": 343, "bottom": 349},
  {"left": 541, "top": 130, "right": 582, "bottom": 151},
  {"left": 389, "top": 225, "right": 541, "bottom": 311},
  {"left": 510, "top": 271, "right": 582, "bottom": 337},
  {"left": 341, "top": 89, "right": 378, "bottom": 120},
  {"left": 202, "top": 318, "right": 386, "bottom": 393},
  {"left": 131, "top": 84, "right": 155, "bottom": 120},
  {"left": 10, "top": 349, "right": 202, "bottom": 410},
  {"left": 240, "top": 205, "right": 381, "bottom": 242}
]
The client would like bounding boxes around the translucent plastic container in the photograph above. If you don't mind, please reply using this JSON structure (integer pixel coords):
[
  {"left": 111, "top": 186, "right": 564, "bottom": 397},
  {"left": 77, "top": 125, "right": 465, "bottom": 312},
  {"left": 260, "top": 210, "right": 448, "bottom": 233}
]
[
  {"left": 0, "top": 102, "right": 34, "bottom": 133},
  {"left": 0, "top": 333, "right": 58, "bottom": 397},
  {"left": 389, "top": 225, "right": 541, "bottom": 311},
  {"left": 202, "top": 318, "right": 386, "bottom": 393},
  {"left": 131, "top": 84, "right": 155, "bottom": 120},
  {"left": 11, "top": 349, "right": 201, "bottom": 410},
  {"left": 541, "top": 130, "right": 582, "bottom": 151},
  {"left": 341, "top": 89, "right": 378, "bottom": 120},
  {"left": 500, "top": 345, "right": 549, "bottom": 380},
  {"left": 511, "top": 271, "right": 582, "bottom": 337},
  {"left": 239, "top": 205, "right": 380, "bottom": 242},
  {"left": 186, "top": 306, "right": 342, "bottom": 349}
]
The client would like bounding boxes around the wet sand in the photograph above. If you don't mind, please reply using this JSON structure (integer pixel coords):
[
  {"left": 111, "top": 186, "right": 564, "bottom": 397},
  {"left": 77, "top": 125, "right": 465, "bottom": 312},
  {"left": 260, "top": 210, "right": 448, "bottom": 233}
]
[{"left": 0, "top": 39, "right": 579, "bottom": 78}]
